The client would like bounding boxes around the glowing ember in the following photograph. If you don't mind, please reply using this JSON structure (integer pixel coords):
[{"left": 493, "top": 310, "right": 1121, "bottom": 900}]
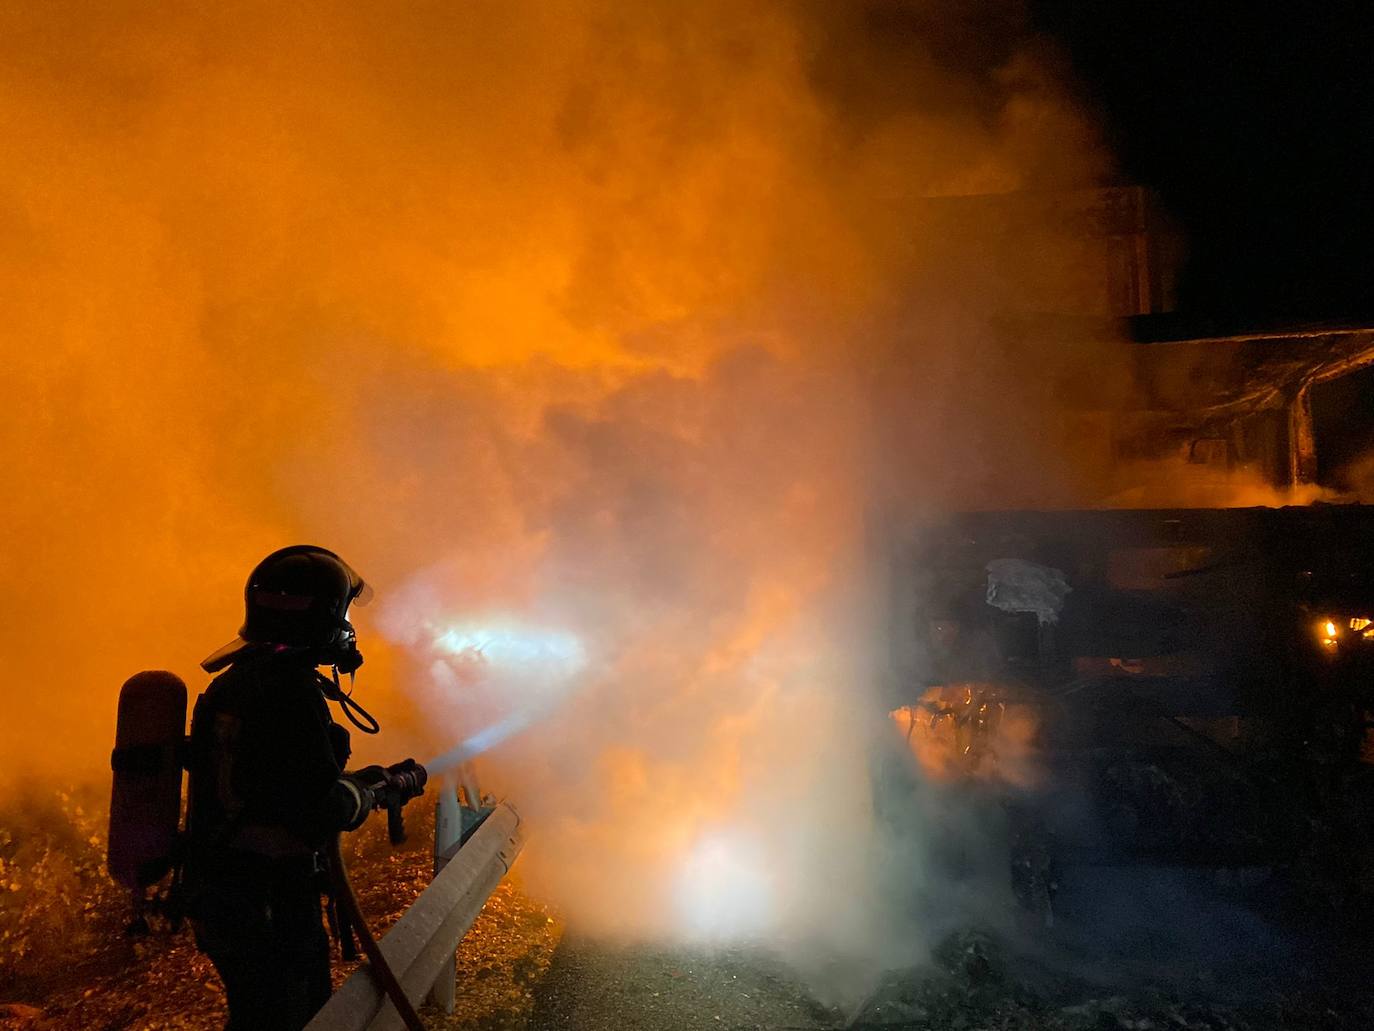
[{"left": 891, "top": 685, "right": 1039, "bottom": 786}]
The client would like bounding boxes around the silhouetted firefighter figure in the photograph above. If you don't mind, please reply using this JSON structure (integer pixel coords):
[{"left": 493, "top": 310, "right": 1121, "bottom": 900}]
[{"left": 185, "top": 545, "right": 425, "bottom": 1031}]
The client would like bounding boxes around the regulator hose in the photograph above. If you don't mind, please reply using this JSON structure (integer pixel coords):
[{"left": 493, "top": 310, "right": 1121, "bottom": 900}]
[
  {"left": 318, "top": 668, "right": 382, "bottom": 735},
  {"left": 326, "top": 834, "right": 427, "bottom": 1031}
]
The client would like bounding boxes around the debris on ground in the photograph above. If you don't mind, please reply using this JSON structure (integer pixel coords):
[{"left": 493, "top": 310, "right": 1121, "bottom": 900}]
[{"left": 4, "top": 788, "right": 1374, "bottom": 1030}]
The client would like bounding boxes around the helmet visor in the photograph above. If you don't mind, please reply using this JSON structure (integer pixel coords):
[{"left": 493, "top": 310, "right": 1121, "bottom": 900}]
[{"left": 343, "top": 560, "right": 373, "bottom": 607}]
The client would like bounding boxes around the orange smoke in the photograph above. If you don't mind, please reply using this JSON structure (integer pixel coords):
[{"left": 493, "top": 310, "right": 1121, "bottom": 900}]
[{"left": 0, "top": 1, "right": 1113, "bottom": 956}]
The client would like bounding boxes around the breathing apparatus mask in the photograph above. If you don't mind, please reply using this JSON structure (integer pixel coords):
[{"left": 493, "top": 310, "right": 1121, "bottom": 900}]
[{"left": 326, "top": 620, "right": 365, "bottom": 676}]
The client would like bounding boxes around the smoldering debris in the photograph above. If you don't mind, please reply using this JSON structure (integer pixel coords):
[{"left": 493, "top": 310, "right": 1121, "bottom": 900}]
[{"left": 5, "top": 784, "right": 1374, "bottom": 1030}]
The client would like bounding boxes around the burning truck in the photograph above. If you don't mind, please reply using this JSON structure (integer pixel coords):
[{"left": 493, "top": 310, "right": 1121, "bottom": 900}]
[{"left": 881, "top": 189, "right": 1374, "bottom": 918}]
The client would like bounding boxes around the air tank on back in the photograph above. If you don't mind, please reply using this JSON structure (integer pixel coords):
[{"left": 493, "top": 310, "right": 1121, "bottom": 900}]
[{"left": 108, "top": 670, "right": 187, "bottom": 891}]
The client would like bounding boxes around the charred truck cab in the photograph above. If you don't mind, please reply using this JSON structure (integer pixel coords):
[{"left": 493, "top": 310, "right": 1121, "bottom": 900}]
[
  {"left": 877, "top": 189, "right": 1374, "bottom": 918},
  {"left": 888, "top": 506, "right": 1374, "bottom": 870},
  {"left": 879, "top": 313, "right": 1374, "bottom": 921},
  {"left": 879, "top": 345, "right": 1374, "bottom": 924}
]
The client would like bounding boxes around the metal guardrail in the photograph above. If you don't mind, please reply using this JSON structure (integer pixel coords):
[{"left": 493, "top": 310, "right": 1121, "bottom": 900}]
[{"left": 306, "top": 786, "right": 523, "bottom": 1031}]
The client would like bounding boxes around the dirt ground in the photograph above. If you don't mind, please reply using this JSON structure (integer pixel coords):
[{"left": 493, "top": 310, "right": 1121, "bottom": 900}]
[
  {"left": 455, "top": 920, "right": 1374, "bottom": 1031},
  {"left": 4, "top": 793, "right": 1374, "bottom": 1031}
]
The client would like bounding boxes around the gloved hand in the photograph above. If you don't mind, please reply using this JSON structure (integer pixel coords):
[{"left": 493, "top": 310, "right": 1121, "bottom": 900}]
[
  {"left": 339, "top": 765, "right": 388, "bottom": 829},
  {"left": 348, "top": 764, "right": 389, "bottom": 791},
  {"left": 340, "top": 760, "right": 428, "bottom": 841},
  {"left": 374, "top": 759, "right": 427, "bottom": 844},
  {"left": 376, "top": 759, "right": 427, "bottom": 807}
]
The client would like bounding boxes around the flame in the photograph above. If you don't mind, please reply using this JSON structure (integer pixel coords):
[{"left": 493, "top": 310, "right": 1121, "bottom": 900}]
[{"left": 891, "top": 684, "right": 1040, "bottom": 787}]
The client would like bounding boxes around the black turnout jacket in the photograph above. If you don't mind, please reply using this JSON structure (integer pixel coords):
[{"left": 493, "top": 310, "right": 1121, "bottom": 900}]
[{"left": 187, "top": 649, "right": 363, "bottom": 863}]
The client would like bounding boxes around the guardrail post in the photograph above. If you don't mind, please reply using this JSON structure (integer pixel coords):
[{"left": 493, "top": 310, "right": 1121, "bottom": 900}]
[{"left": 426, "top": 782, "right": 462, "bottom": 1013}]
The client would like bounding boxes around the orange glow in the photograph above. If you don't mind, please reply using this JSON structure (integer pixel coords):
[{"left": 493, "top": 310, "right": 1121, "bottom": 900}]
[
  {"left": 890, "top": 685, "right": 1040, "bottom": 788},
  {"left": 0, "top": 1, "right": 1116, "bottom": 945}
]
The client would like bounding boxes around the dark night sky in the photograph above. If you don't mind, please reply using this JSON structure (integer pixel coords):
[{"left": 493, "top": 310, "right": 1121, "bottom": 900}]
[{"left": 1035, "top": 2, "right": 1374, "bottom": 319}]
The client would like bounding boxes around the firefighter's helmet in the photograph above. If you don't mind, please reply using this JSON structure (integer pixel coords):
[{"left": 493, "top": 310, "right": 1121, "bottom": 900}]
[{"left": 202, "top": 545, "right": 373, "bottom": 672}]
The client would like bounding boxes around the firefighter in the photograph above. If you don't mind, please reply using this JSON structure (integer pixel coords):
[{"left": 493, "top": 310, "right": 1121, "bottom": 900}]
[{"left": 186, "top": 545, "right": 418, "bottom": 1031}]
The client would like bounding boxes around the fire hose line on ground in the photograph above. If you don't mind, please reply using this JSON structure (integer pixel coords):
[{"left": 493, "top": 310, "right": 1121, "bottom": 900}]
[
  {"left": 328, "top": 833, "right": 428, "bottom": 1031},
  {"left": 306, "top": 800, "right": 523, "bottom": 1031}
]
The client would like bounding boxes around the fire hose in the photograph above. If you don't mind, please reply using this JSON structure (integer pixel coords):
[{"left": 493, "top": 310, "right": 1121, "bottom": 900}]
[{"left": 327, "top": 760, "right": 429, "bottom": 1031}]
